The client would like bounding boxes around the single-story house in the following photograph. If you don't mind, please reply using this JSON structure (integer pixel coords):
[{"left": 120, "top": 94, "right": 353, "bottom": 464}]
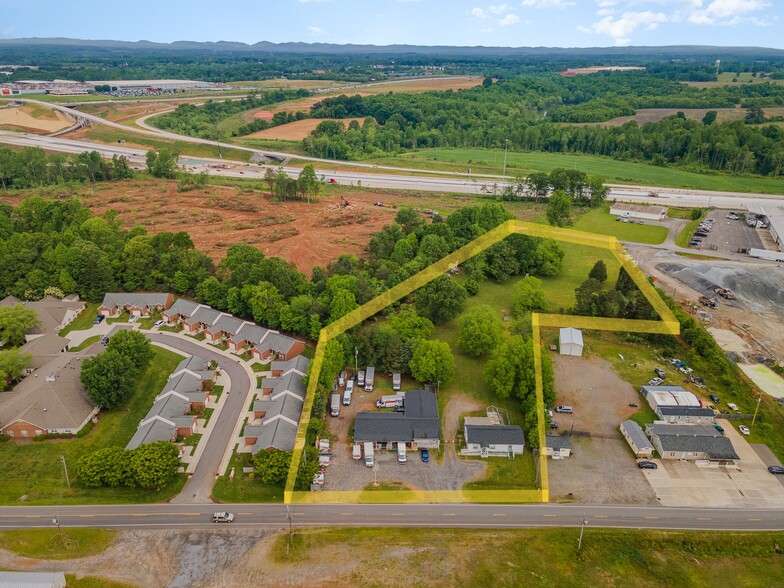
[
  {"left": 559, "top": 328, "right": 584, "bottom": 357},
  {"left": 645, "top": 423, "right": 740, "bottom": 466},
  {"left": 354, "top": 389, "right": 441, "bottom": 450},
  {"left": 462, "top": 424, "right": 525, "bottom": 457},
  {"left": 179, "top": 305, "right": 224, "bottom": 334},
  {"left": 0, "top": 352, "right": 100, "bottom": 437},
  {"left": 655, "top": 406, "right": 715, "bottom": 424},
  {"left": 0, "top": 294, "right": 85, "bottom": 339},
  {"left": 20, "top": 334, "right": 70, "bottom": 372},
  {"left": 609, "top": 203, "right": 667, "bottom": 221},
  {"left": 544, "top": 435, "right": 572, "bottom": 458},
  {"left": 0, "top": 572, "right": 66, "bottom": 588},
  {"left": 125, "top": 354, "right": 213, "bottom": 450},
  {"left": 270, "top": 355, "right": 310, "bottom": 378},
  {"left": 244, "top": 356, "right": 310, "bottom": 453},
  {"left": 620, "top": 420, "right": 654, "bottom": 459},
  {"left": 161, "top": 298, "right": 201, "bottom": 323},
  {"left": 227, "top": 323, "right": 270, "bottom": 353},
  {"left": 98, "top": 292, "right": 173, "bottom": 317},
  {"left": 203, "top": 313, "right": 246, "bottom": 343},
  {"left": 641, "top": 385, "right": 701, "bottom": 411}
]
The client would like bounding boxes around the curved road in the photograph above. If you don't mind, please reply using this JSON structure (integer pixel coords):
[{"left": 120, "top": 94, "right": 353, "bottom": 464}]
[
  {"left": 1, "top": 503, "right": 783, "bottom": 532},
  {"left": 148, "top": 333, "right": 251, "bottom": 504}
]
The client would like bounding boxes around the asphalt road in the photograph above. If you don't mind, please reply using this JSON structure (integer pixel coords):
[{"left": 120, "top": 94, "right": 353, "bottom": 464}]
[
  {"left": 1, "top": 503, "right": 783, "bottom": 532},
  {"left": 148, "top": 333, "right": 251, "bottom": 504}
]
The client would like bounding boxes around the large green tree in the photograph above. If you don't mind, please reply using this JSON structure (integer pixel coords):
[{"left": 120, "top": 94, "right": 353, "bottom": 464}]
[
  {"left": 511, "top": 276, "right": 546, "bottom": 317},
  {"left": 0, "top": 305, "right": 39, "bottom": 347},
  {"left": 546, "top": 189, "right": 572, "bottom": 227},
  {"left": 106, "top": 329, "right": 153, "bottom": 372},
  {"left": 409, "top": 339, "right": 454, "bottom": 386},
  {"left": 415, "top": 275, "right": 467, "bottom": 324},
  {"left": 457, "top": 305, "right": 502, "bottom": 357},
  {"left": 253, "top": 450, "right": 291, "bottom": 486},
  {"left": 0, "top": 348, "right": 32, "bottom": 391},
  {"left": 80, "top": 352, "right": 138, "bottom": 409},
  {"left": 130, "top": 441, "right": 181, "bottom": 491}
]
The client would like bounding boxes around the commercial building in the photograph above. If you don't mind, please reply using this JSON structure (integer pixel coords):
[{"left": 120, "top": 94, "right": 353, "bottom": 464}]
[
  {"left": 609, "top": 203, "right": 667, "bottom": 221},
  {"left": 544, "top": 435, "right": 572, "bottom": 458},
  {"left": 646, "top": 423, "right": 740, "bottom": 466},
  {"left": 655, "top": 406, "right": 715, "bottom": 424},
  {"left": 620, "top": 420, "right": 654, "bottom": 459},
  {"left": 354, "top": 390, "right": 441, "bottom": 450},
  {"left": 87, "top": 79, "right": 214, "bottom": 91},
  {"left": 559, "top": 328, "right": 584, "bottom": 357},
  {"left": 641, "top": 385, "right": 701, "bottom": 412}
]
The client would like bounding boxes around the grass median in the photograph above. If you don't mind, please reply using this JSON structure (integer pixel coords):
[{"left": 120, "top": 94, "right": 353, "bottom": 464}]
[{"left": 0, "top": 528, "right": 117, "bottom": 560}]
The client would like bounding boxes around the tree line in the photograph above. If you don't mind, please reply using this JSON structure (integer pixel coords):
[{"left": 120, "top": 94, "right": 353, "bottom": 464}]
[{"left": 0, "top": 148, "right": 133, "bottom": 189}]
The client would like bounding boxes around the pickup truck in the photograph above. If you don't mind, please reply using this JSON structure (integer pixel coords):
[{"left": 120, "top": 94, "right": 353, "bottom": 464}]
[{"left": 213, "top": 512, "right": 235, "bottom": 523}]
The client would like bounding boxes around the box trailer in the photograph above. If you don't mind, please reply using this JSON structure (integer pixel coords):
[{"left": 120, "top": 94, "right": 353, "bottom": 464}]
[
  {"left": 352, "top": 444, "right": 362, "bottom": 460},
  {"left": 375, "top": 393, "right": 405, "bottom": 408},
  {"left": 392, "top": 372, "right": 401, "bottom": 391},
  {"left": 365, "top": 366, "right": 375, "bottom": 392},
  {"left": 330, "top": 394, "right": 340, "bottom": 417},
  {"left": 364, "top": 442, "right": 374, "bottom": 467},
  {"left": 357, "top": 370, "right": 365, "bottom": 387},
  {"left": 343, "top": 380, "right": 354, "bottom": 405}
]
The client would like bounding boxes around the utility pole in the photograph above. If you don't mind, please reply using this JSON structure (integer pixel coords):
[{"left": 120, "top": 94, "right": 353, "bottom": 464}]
[
  {"left": 285, "top": 505, "right": 293, "bottom": 554},
  {"left": 354, "top": 347, "right": 359, "bottom": 377},
  {"left": 577, "top": 516, "right": 588, "bottom": 553},
  {"left": 751, "top": 396, "right": 762, "bottom": 427},
  {"left": 61, "top": 455, "right": 70, "bottom": 489},
  {"left": 502, "top": 139, "right": 509, "bottom": 178}
]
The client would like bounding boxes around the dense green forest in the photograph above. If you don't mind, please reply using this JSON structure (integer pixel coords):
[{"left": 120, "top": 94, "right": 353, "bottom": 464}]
[
  {"left": 302, "top": 74, "right": 784, "bottom": 176},
  {"left": 0, "top": 148, "right": 133, "bottom": 188}
]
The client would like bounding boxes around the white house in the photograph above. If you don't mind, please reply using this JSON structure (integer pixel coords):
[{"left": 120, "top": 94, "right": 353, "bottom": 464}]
[
  {"left": 620, "top": 420, "right": 654, "bottom": 459},
  {"left": 462, "top": 424, "right": 525, "bottom": 457},
  {"left": 610, "top": 203, "right": 667, "bottom": 221},
  {"left": 559, "top": 328, "right": 584, "bottom": 357},
  {"left": 544, "top": 435, "right": 572, "bottom": 458}
]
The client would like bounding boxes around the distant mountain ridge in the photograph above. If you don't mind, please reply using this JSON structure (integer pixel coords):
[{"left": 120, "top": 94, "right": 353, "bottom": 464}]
[{"left": 1, "top": 37, "right": 783, "bottom": 57}]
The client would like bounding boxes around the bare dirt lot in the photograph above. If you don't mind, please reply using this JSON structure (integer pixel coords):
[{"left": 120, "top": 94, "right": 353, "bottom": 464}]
[
  {"left": 584, "top": 107, "right": 784, "bottom": 127},
  {"left": 548, "top": 353, "right": 658, "bottom": 504},
  {"left": 0, "top": 104, "right": 72, "bottom": 132},
  {"left": 245, "top": 117, "right": 368, "bottom": 140}
]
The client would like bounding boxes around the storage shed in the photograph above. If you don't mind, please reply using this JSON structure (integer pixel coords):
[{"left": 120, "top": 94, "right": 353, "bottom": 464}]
[
  {"left": 559, "top": 328, "right": 584, "bottom": 357},
  {"left": 620, "top": 420, "right": 654, "bottom": 459}
]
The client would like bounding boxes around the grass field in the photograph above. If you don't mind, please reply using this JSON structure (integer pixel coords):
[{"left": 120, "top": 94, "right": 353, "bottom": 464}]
[
  {"left": 369, "top": 149, "right": 784, "bottom": 195},
  {"left": 0, "top": 528, "right": 116, "bottom": 560},
  {"left": 234, "top": 137, "right": 309, "bottom": 156},
  {"left": 674, "top": 210, "right": 707, "bottom": 248},
  {"left": 65, "top": 576, "right": 137, "bottom": 588},
  {"left": 571, "top": 205, "right": 668, "bottom": 244},
  {"left": 685, "top": 72, "right": 784, "bottom": 88},
  {"left": 271, "top": 527, "right": 784, "bottom": 586},
  {"left": 211, "top": 451, "right": 284, "bottom": 503},
  {"left": 59, "top": 303, "right": 99, "bottom": 336},
  {"left": 69, "top": 335, "right": 101, "bottom": 352},
  {"left": 0, "top": 347, "right": 187, "bottom": 505}
]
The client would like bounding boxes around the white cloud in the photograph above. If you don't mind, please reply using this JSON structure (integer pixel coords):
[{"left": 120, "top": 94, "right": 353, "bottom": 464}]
[
  {"left": 521, "top": 0, "right": 575, "bottom": 7},
  {"left": 490, "top": 4, "right": 512, "bottom": 14},
  {"left": 0, "top": 26, "right": 16, "bottom": 38},
  {"left": 308, "top": 26, "right": 323, "bottom": 35},
  {"left": 468, "top": 7, "right": 489, "bottom": 19},
  {"left": 580, "top": 10, "right": 667, "bottom": 44},
  {"left": 688, "top": 0, "right": 770, "bottom": 25},
  {"left": 499, "top": 13, "right": 521, "bottom": 25}
]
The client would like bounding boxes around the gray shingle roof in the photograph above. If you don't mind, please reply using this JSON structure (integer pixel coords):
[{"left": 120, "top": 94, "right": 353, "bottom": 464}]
[
  {"left": 546, "top": 435, "right": 572, "bottom": 450},
  {"left": 620, "top": 420, "right": 653, "bottom": 449},
  {"left": 166, "top": 298, "right": 201, "bottom": 318},
  {"left": 1, "top": 295, "right": 85, "bottom": 336},
  {"left": 21, "top": 334, "right": 71, "bottom": 370},
  {"left": 258, "top": 332, "right": 298, "bottom": 354},
  {"left": 247, "top": 418, "right": 298, "bottom": 452},
  {"left": 260, "top": 371, "right": 306, "bottom": 400},
  {"left": 255, "top": 394, "right": 303, "bottom": 423},
  {"left": 233, "top": 323, "right": 270, "bottom": 344},
  {"left": 656, "top": 406, "right": 715, "bottom": 418},
  {"left": 126, "top": 418, "right": 177, "bottom": 449},
  {"left": 354, "top": 390, "right": 440, "bottom": 443},
  {"left": 100, "top": 292, "right": 171, "bottom": 309},
  {"left": 465, "top": 424, "right": 524, "bottom": 447},
  {"left": 648, "top": 423, "right": 739, "bottom": 460},
  {"left": 271, "top": 355, "right": 310, "bottom": 375},
  {"left": 208, "top": 314, "right": 246, "bottom": 336},
  {"left": 186, "top": 305, "right": 223, "bottom": 326}
]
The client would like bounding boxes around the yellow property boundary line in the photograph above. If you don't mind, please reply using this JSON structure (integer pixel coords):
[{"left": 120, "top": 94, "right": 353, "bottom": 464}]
[{"left": 283, "top": 220, "right": 680, "bottom": 504}]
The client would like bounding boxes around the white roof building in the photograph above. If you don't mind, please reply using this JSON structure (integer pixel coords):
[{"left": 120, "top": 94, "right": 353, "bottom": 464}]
[{"left": 559, "top": 328, "right": 584, "bottom": 357}]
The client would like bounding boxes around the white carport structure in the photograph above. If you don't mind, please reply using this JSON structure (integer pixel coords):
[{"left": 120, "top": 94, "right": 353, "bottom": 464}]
[{"left": 559, "top": 328, "right": 584, "bottom": 357}]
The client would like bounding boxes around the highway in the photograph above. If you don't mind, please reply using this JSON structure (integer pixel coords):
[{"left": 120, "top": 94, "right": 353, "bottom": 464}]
[
  {"left": 2, "top": 503, "right": 783, "bottom": 531},
  {"left": 1, "top": 130, "right": 783, "bottom": 208}
]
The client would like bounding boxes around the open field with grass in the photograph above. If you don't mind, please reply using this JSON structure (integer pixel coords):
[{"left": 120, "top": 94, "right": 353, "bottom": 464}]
[
  {"left": 270, "top": 527, "right": 784, "bottom": 587},
  {"left": 0, "top": 347, "right": 187, "bottom": 505},
  {"left": 69, "top": 335, "right": 101, "bottom": 352},
  {"left": 59, "top": 303, "right": 99, "bottom": 336},
  {"left": 571, "top": 205, "right": 668, "bottom": 244},
  {"left": 685, "top": 72, "right": 784, "bottom": 88},
  {"left": 583, "top": 106, "right": 784, "bottom": 127},
  {"left": 65, "top": 576, "right": 137, "bottom": 588},
  {"left": 0, "top": 528, "right": 117, "bottom": 560},
  {"left": 211, "top": 451, "right": 284, "bottom": 503},
  {"left": 369, "top": 149, "right": 784, "bottom": 194},
  {"left": 674, "top": 210, "right": 707, "bottom": 247}
]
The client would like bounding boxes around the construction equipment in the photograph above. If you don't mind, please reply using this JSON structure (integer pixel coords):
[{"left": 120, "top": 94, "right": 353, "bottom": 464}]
[{"left": 699, "top": 296, "right": 718, "bottom": 308}]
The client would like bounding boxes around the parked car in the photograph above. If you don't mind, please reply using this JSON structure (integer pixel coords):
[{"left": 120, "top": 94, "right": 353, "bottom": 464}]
[
  {"left": 637, "top": 461, "right": 658, "bottom": 470},
  {"left": 648, "top": 377, "right": 663, "bottom": 386},
  {"left": 93, "top": 315, "right": 105, "bottom": 324},
  {"left": 312, "top": 472, "right": 325, "bottom": 485},
  {"left": 128, "top": 315, "right": 137, "bottom": 323},
  {"left": 727, "top": 403, "right": 739, "bottom": 411},
  {"left": 555, "top": 405, "right": 573, "bottom": 414},
  {"left": 550, "top": 421, "right": 558, "bottom": 429},
  {"left": 99, "top": 337, "right": 109, "bottom": 346},
  {"left": 212, "top": 512, "right": 235, "bottom": 523},
  {"left": 739, "top": 425, "right": 750, "bottom": 436},
  {"left": 768, "top": 465, "right": 784, "bottom": 475},
  {"left": 154, "top": 320, "right": 164, "bottom": 328},
  {"left": 654, "top": 367, "right": 666, "bottom": 379},
  {"left": 420, "top": 449, "right": 430, "bottom": 463},
  {"left": 713, "top": 424, "right": 725, "bottom": 435},
  {"left": 709, "top": 394, "right": 721, "bottom": 404}
]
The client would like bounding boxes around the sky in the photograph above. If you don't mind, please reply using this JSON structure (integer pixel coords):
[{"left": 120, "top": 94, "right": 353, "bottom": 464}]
[{"left": 0, "top": 0, "right": 781, "bottom": 49}]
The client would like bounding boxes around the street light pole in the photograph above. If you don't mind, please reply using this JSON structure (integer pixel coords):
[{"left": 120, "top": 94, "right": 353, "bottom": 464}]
[
  {"left": 61, "top": 455, "right": 70, "bottom": 489},
  {"left": 752, "top": 396, "right": 762, "bottom": 427},
  {"left": 502, "top": 139, "right": 509, "bottom": 178},
  {"left": 577, "top": 516, "right": 588, "bottom": 552},
  {"left": 354, "top": 347, "right": 359, "bottom": 377}
]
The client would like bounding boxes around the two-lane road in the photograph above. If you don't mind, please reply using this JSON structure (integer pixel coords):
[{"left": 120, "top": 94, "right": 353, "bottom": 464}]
[
  {"left": 1, "top": 503, "right": 783, "bottom": 532},
  {"left": 148, "top": 333, "right": 251, "bottom": 504}
]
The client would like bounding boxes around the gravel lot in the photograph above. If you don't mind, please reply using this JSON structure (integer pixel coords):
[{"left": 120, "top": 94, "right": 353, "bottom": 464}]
[{"left": 548, "top": 354, "right": 657, "bottom": 505}]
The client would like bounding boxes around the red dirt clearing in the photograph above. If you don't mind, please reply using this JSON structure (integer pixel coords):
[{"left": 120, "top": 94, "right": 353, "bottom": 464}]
[{"left": 245, "top": 117, "right": 368, "bottom": 140}]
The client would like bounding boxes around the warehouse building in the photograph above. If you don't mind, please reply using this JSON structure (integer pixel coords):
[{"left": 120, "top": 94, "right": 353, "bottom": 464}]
[
  {"left": 645, "top": 423, "right": 740, "bottom": 466},
  {"left": 641, "top": 385, "right": 701, "bottom": 412},
  {"left": 609, "top": 203, "right": 667, "bottom": 221}
]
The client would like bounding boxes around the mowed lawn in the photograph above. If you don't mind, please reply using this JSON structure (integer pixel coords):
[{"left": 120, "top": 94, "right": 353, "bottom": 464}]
[
  {"left": 0, "top": 347, "right": 187, "bottom": 505},
  {"left": 371, "top": 149, "right": 784, "bottom": 195},
  {"left": 571, "top": 205, "right": 668, "bottom": 245}
]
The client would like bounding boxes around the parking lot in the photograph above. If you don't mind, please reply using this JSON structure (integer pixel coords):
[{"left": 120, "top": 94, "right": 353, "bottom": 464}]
[
  {"left": 548, "top": 354, "right": 658, "bottom": 504},
  {"left": 690, "top": 210, "right": 763, "bottom": 255},
  {"left": 642, "top": 424, "right": 784, "bottom": 507}
]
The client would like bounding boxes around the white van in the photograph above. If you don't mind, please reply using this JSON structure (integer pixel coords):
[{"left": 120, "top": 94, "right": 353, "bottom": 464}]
[
  {"left": 330, "top": 394, "right": 340, "bottom": 417},
  {"left": 364, "top": 442, "right": 374, "bottom": 468},
  {"left": 555, "top": 405, "right": 573, "bottom": 414},
  {"left": 392, "top": 372, "right": 401, "bottom": 391},
  {"left": 357, "top": 370, "right": 365, "bottom": 387},
  {"left": 397, "top": 443, "right": 407, "bottom": 464},
  {"left": 343, "top": 380, "right": 353, "bottom": 406}
]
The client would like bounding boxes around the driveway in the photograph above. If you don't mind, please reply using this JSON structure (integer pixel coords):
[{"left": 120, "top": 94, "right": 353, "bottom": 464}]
[{"left": 147, "top": 333, "right": 252, "bottom": 504}]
